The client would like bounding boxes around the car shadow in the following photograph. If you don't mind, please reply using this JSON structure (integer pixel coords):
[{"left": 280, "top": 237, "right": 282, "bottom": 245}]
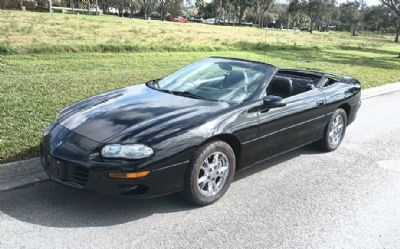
[
  {"left": 0, "top": 145, "right": 321, "bottom": 228},
  {"left": 234, "top": 144, "right": 321, "bottom": 181}
]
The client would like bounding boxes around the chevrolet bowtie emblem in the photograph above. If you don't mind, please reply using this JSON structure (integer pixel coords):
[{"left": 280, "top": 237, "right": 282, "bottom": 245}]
[{"left": 56, "top": 141, "right": 63, "bottom": 148}]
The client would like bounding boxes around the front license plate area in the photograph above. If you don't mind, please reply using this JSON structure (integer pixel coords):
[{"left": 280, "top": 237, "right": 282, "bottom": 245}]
[{"left": 47, "top": 156, "right": 66, "bottom": 180}]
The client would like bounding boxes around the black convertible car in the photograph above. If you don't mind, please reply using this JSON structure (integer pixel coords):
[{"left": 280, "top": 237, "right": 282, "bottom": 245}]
[{"left": 41, "top": 57, "right": 361, "bottom": 205}]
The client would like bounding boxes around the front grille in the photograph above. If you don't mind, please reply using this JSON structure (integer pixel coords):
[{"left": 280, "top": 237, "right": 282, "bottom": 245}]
[
  {"left": 64, "top": 162, "right": 89, "bottom": 186},
  {"left": 41, "top": 150, "right": 90, "bottom": 187}
]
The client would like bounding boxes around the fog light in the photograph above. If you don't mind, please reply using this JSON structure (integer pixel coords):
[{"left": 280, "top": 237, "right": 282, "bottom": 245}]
[{"left": 108, "top": 171, "right": 150, "bottom": 179}]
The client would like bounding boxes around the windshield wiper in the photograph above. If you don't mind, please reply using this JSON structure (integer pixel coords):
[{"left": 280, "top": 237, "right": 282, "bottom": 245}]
[
  {"left": 147, "top": 81, "right": 205, "bottom": 100},
  {"left": 168, "top": 90, "right": 206, "bottom": 100}
]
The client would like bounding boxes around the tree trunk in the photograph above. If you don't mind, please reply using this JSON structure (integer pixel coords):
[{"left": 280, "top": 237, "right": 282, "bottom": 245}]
[
  {"left": 309, "top": 19, "right": 313, "bottom": 33},
  {"left": 214, "top": 0, "right": 219, "bottom": 24},
  {"left": 160, "top": 2, "right": 164, "bottom": 21},
  {"left": 351, "top": 25, "right": 357, "bottom": 36},
  {"left": 129, "top": 3, "right": 134, "bottom": 18},
  {"left": 227, "top": 4, "right": 231, "bottom": 24},
  {"left": 17, "top": 0, "right": 24, "bottom": 9},
  {"left": 238, "top": 6, "right": 245, "bottom": 24},
  {"left": 218, "top": 0, "right": 223, "bottom": 24},
  {"left": 256, "top": 2, "right": 261, "bottom": 28},
  {"left": 48, "top": 0, "right": 52, "bottom": 12},
  {"left": 395, "top": 28, "right": 399, "bottom": 43},
  {"left": 70, "top": 0, "right": 74, "bottom": 13}
]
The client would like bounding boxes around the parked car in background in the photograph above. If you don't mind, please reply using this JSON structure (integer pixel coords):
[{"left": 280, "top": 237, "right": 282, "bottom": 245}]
[
  {"left": 173, "top": 16, "right": 187, "bottom": 23},
  {"left": 203, "top": 18, "right": 230, "bottom": 25},
  {"left": 188, "top": 17, "right": 203, "bottom": 23},
  {"left": 150, "top": 12, "right": 161, "bottom": 20},
  {"left": 204, "top": 18, "right": 215, "bottom": 24}
]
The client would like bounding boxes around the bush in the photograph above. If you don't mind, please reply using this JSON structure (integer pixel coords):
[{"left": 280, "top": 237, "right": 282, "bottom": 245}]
[{"left": 0, "top": 43, "right": 16, "bottom": 54}]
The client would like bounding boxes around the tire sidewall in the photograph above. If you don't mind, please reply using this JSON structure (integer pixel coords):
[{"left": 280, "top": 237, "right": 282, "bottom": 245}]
[
  {"left": 185, "top": 141, "right": 236, "bottom": 205},
  {"left": 325, "top": 109, "right": 347, "bottom": 151}
]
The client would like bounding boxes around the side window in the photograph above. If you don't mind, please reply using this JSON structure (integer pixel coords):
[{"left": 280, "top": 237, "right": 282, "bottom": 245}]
[{"left": 324, "top": 78, "right": 337, "bottom": 87}]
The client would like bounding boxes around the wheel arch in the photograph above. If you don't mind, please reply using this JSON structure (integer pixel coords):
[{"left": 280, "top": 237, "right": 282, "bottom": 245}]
[
  {"left": 200, "top": 134, "right": 241, "bottom": 163},
  {"left": 338, "top": 103, "right": 351, "bottom": 122}
]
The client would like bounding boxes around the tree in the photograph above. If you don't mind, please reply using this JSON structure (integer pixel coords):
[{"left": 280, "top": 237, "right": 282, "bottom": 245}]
[
  {"left": 126, "top": 0, "right": 139, "bottom": 17},
  {"left": 232, "top": 0, "right": 251, "bottom": 24},
  {"left": 336, "top": 1, "right": 366, "bottom": 36},
  {"left": 254, "top": 0, "right": 274, "bottom": 28},
  {"left": 213, "top": 0, "right": 223, "bottom": 23},
  {"left": 288, "top": 0, "right": 304, "bottom": 28},
  {"left": 158, "top": 0, "right": 170, "bottom": 20},
  {"left": 82, "top": 0, "right": 99, "bottom": 14},
  {"left": 138, "top": 0, "right": 155, "bottom": 19},
  {"left": 380, "top": 0, "right": 400, "bottom": 41},
  {"left": 271, "top": 3, "right": 290, "bottom": 29},
  {"left": 168, "top": 0, "right": 184, "bottom": 16},
  {"left": 350, "top": 0, "right": 366, "bottom": 36},
  {"left": 48, "top": 0, "right": 52, "bottom": 12},
  {"left": 364, "top": 5, "right": 392, "bottom": 33},
  {"left": 300, "top": 0, "right": 333, "bottom": 33},
  {"left": 195, "top": 0, "right": 215, "bottom": 18},
  {"left": 390, "top": 11, "right": 400, "bottom": 42}
]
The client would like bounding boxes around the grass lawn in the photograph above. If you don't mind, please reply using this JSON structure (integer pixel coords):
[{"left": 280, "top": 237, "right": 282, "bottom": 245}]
[{"left": 0, "top": 10, "right": 399, "bottom": 163}]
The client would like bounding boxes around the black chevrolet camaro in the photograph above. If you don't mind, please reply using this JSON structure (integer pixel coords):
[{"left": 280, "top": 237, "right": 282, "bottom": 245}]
[{"left": 41, "top": 57, "right": 361, "bottom": 205}]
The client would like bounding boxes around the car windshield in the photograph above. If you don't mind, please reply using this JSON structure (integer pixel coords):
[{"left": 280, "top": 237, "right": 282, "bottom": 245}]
[{"left": 148, "top": 58, "right": 276, "bottom": 103}]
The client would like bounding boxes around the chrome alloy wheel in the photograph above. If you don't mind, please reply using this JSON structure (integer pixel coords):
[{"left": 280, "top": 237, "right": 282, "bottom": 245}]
[
  {"left": 328, "top": 114, "right": 344, "bottom": 145},
  {"left": 197, "top": 152, "right": 230, "bottom": 197}
]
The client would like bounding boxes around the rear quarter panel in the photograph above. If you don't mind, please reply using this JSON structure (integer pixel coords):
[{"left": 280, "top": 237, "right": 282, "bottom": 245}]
[{"left": 320, "top": 79, "right": 361, "bottom": 125}]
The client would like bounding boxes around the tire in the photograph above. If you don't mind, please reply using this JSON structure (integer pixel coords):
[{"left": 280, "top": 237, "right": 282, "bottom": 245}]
[
  {"left": 316, "top": 108, "right": 347, "bottom": 152},
  {"left": 182, "top": 141, "right": 236, "bottom": 206}
]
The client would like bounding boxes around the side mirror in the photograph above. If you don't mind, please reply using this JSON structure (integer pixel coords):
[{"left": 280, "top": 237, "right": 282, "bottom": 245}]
[{"left": 263, "top": 95, "right": 286, "bottom": 108}]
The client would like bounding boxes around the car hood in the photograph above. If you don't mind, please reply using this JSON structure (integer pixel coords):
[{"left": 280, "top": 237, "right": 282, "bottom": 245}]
[{"left": 57, "top": 84, "right": 231, "bottom": 143}]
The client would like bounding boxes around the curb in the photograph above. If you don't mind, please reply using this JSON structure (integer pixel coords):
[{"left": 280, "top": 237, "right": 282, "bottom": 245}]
[
  {"left": 0, "top": 158, "right": 48, "bottom": 192},
  {"left": 0, "top": 82, "right": 399, "bottom": 193},
  {"left": 361, "top": 82, "right": 400, "bottom": 100}
]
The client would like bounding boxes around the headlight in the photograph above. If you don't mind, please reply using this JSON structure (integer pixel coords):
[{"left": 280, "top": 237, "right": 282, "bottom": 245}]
[{"left": 101, "top": 144, "right": 154, "bottom": 159}]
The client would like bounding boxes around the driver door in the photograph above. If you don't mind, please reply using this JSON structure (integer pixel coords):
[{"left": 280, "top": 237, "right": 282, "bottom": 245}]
[{"left": 257, "top": 88, "right": 328, "bottom": 159}]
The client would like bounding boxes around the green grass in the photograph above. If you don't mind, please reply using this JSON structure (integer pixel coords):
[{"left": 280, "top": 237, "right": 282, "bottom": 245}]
[
  {"left": 1, "top": 10, "right": 400, "bottom": 54},
  {"left": 0, "top": 10, "right": 399, "bottom": 163}
]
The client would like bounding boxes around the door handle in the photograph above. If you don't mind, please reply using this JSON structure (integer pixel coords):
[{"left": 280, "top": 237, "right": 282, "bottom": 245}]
[{"left": 316, "top": 100, "right": 325, "bottom": 107}]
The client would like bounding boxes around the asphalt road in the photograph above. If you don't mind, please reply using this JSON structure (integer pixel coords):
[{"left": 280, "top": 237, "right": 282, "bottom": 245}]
[{"left": 1, "top": 91, "right": 400, "bottom": 249}]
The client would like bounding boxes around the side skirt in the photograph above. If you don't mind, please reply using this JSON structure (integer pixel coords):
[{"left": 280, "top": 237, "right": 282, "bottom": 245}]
[{"left": 236, "top": 138, "right": 321, "bottom": 174}]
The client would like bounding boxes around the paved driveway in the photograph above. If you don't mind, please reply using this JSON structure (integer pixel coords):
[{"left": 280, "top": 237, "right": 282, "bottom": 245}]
[{"left": 1, "top": 91, "right": 399, "bottom": 249}]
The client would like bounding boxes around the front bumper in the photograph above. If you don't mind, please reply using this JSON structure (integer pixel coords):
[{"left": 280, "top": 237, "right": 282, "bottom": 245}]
[{"left": 40, "top": 124, "right": 188, "bottom": 198}]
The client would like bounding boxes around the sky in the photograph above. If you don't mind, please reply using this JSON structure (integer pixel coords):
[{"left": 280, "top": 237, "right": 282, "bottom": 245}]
[
  {"left": 278, "top": 0, "right": 383, "bottom": 6},
  {"left": 200, "top": 0, "right": 383, "bottom": 6},
  {"left": 337, "top": 0, "right": 382, "bottom": 6},
  {"left": 200, "top": 0, "right": 383, "bottom": 7}
]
